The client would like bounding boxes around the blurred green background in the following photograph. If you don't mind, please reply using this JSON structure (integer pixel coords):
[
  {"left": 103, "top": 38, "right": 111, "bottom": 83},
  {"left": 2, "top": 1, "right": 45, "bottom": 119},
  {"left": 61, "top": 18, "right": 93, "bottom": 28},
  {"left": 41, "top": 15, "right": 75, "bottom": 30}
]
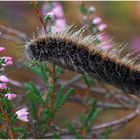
[{"left": 1, "top": 1, "right": 140, "bottom": 138}]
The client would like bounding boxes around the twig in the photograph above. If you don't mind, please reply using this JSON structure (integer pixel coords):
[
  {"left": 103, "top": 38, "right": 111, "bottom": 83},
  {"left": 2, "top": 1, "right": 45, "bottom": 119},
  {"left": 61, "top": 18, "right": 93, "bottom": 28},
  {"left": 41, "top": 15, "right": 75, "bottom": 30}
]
[
  {"left": 68, "top": 96, "right": 134, "bottom": 110},
  {"left": 0, "top": 24, "right": 26, "bottom": 40},
  {"left": 92, "top": 107, "right": 140, "bottom": 133},
  {"left": 60, "top": 74, "right": 82, "bottom": 87},
  {"left": 44, "top": 107, "right": 140, "bottom": 138}
]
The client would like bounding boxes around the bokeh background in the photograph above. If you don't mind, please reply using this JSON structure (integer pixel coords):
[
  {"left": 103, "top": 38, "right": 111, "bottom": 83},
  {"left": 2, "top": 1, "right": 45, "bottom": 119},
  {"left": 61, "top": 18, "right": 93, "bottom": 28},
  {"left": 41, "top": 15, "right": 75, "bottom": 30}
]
[{"left": 1, "top": 1, "right": 140, "bottom": 138}]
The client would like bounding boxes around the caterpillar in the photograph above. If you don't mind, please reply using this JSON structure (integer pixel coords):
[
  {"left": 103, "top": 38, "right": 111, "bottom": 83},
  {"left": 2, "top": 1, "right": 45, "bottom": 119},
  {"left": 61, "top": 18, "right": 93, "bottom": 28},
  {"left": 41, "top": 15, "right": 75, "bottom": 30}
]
[{"left": 24, "top": 26, "right": 140, "bottom": 95}]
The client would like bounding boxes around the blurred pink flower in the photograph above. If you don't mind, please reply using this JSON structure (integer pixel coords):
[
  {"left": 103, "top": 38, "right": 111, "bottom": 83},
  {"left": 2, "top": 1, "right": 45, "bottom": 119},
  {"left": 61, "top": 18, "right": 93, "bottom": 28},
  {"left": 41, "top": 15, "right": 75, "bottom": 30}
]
[
  {"left": 5, "top": 93, "right": 17, "bottom": 100},
  {"left": 4, "top": 56, "right": 12, "bottom": 61},
  {"left": 98, "top": 24, "right": 107, "bottom": 31},
  {"left": 0, "top": 75, "right": 10, "bottom": 83},
  {"left": 98, "top": 34, "right": 112, "bottom": 50},
  {"left": 55, "top": 19, "right": 66, "bottom": 32},
  {"left": 3, "top": 56, "right": 13, "bottom": 66},
  {"left": 92, "top": 17, "right": 102, "bottom": 25},
  {"left": 16, "top": 108, "right": 29, "bottom": 122},
  {"left": 0, "top": 47, "right": 5, "bottom": 52},
  {"left": 52, "top": 5, "right": 64, "bottom": 18},
  {"left": 4, "top": 61, "right": 13, "bottom": 66},
  {"left": 0, "top": 83, "right": 7, "bottom": 90}
]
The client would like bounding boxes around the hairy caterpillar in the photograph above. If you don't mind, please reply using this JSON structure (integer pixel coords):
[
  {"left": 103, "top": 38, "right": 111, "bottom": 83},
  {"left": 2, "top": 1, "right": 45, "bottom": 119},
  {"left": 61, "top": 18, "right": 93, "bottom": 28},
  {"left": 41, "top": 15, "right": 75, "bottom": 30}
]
[{"left": 24, "top": 26, "right": 140, "bottom": 95}]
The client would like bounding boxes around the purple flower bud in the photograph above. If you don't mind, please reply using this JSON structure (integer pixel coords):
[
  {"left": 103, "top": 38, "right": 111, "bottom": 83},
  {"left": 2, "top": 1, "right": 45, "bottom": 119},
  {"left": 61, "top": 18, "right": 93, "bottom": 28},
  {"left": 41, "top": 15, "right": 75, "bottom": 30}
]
[
  {"left": 0, "top": 75, "right": 10, "bottom": 83},
  {"left": 52, "top": 6, "right": 64, "bottom": 18},
  {"left": 98, "top": 24, "right": 107, "bottom": 31},
  {"left": 0, "top": 83, "right": 7, "bottom": 90},
  {"left": 5, "top": 93, "right": 17, "bottom": 100},
  {"left": 15, "top": 108, "right": 29, "bottom": 122},
  {"left": 0, "top": 47, "right": 5, "bottom": 52},
  {"left": 92, "top": 17, "right": 102, "bottom": 25}
]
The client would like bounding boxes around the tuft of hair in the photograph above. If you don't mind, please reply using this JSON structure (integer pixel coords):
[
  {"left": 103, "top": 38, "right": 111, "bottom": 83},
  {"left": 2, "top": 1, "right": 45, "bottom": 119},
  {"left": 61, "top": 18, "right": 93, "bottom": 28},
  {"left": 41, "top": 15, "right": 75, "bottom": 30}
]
[{"left": 25, "top": 25, "right": 140, "bottom": 95}]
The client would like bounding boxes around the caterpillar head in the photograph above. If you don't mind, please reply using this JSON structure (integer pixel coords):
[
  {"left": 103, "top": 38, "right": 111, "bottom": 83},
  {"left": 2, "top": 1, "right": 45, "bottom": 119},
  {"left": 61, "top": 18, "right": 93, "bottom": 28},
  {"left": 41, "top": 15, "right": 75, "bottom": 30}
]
[{"left": 25, "top": 38, "right": 49, "bottom": 62}]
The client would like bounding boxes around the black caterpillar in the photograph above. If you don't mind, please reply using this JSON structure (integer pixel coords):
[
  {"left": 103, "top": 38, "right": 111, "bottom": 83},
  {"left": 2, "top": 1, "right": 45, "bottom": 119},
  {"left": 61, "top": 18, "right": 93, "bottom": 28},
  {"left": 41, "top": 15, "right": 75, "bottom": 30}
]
[{"left": 25, "top": 26, "right": 140, "bottom": 95}]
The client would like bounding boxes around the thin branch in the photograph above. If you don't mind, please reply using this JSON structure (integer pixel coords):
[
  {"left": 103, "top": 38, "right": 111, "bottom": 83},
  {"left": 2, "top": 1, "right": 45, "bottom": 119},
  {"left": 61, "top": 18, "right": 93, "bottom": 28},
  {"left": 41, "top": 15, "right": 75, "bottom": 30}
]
[
  {"left": 68, "top": 96, "right": 134, "bottom": 110},
  {"left": 44, "top": 108, "right": 140, "bottom": 138}
]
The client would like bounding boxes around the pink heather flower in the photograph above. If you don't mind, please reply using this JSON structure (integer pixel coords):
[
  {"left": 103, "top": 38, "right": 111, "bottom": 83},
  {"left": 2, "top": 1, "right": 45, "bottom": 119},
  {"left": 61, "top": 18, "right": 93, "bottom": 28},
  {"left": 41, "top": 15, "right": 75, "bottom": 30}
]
[
  {"left": 4, "top": 61, "right": 13, "bottom": 66},
  {"left": 15, "top": 108, "right": 29, "bottom": 122},
  {"left": 92, "top": 17, "right": 102, "bottom": 25},
  {"left": 3, "top": 56, "right": 13, "bottom": 66},
  {"left": 0, "top": 75, "right": 10, "bottom": 83},
  {"left": 52, "top": 5, "right": 64, "bottom": 18},
  {"left": 4, "top": 56, "right": 12, "bottom": 61},
  {"left": 5, "top": 93, "right": 17, "bottom": 100},
  {"left": 55, "top": 19, "right": 66, "bottom": 32},
  {"left": 0, "top": 47, "right": 5, "bottom": 52},
  {"left": 98, "top": 24, "right": 107, "bottom": 31},
  {"left": 98, "top": 34, "right": 110, "bottom": 42},
  {"left": 0, "top": 83, "right": 7, "bottom": 90}
]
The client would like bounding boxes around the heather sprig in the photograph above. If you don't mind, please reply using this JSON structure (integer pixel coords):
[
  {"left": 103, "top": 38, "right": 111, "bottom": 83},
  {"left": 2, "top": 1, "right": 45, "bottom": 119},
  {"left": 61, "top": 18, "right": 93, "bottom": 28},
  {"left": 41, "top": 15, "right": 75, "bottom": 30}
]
[{"left": 0, "top": 45, "right": 28, "bottom": 139}]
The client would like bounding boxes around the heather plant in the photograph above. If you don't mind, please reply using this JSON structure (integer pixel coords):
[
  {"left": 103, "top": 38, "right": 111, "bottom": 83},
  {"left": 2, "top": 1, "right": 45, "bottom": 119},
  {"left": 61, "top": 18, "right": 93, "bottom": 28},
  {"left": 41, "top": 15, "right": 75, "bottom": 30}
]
[{"left": 0, "top": 1, "right": 140, "bottom": 139}]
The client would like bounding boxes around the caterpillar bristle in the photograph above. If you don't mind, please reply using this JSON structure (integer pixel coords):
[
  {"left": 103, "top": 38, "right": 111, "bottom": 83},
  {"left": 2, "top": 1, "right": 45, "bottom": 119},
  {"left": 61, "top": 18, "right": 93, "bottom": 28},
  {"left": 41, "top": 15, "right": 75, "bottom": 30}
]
[{"left": 25, "top": 25, "right": 140, "bottom": 95}]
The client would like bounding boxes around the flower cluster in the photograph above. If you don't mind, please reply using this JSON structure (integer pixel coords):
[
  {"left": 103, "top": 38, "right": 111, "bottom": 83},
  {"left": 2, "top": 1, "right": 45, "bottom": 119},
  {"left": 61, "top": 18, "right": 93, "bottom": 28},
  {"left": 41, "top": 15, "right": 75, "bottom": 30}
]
[
  {"left": 42, "top": 2, "right": 67, "bottom": 32},
  {"left": 81, "top": 5, "right": 112, "bottom": 51},
  {"left": 0, "top": 44, "right": 29, "bottom": 122}
]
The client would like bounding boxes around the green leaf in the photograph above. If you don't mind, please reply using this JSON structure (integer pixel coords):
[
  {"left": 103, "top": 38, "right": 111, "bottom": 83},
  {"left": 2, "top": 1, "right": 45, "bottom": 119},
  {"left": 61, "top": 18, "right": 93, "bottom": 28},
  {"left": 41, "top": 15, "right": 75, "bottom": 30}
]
[
  {"left": 44, "top": 15, "right": 53, "bottom": 23},
  {"left": 80, "top": 5, "right": 89, "bottom": 15},
  {"left": 27, "top": 90, "right": 38, "bottom": 120},
  {"left": 55, "top": 88, "right": 74, "bottom": 112},
  {"left": 13, "top": 127, "right": 27, "bottom": 139},
  {"left": 54, "top": 85, "right": 65, "bottom": 110},
  {"left": 55, "top": 66, "right": 64, "bottom": 79},
  {"left": 25, "top": 82, "right": 44, "bottom": 105},
  {"left": 0, "top": 130, "right": 7, "bottom": 139},
  {"left": 46, "top": 83, "right": 54, "bottom": 104},
  {"left": 10, "top": 114, "right": 17, "bottom": 127},
  {"left": 68, "top": 123, "right": 82, "bottom": 139},
  {"left": 53, "top": 132, "right": 61, "bottom": 139},
  {"left": 85, "top": 99, "right": 97, "bottom": 123},
  {"left": 30, "top": 63, "right": 49, "bottom": 84},
  {"left": 87, "top": 109, "right": 101, "bottom": 131}
]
